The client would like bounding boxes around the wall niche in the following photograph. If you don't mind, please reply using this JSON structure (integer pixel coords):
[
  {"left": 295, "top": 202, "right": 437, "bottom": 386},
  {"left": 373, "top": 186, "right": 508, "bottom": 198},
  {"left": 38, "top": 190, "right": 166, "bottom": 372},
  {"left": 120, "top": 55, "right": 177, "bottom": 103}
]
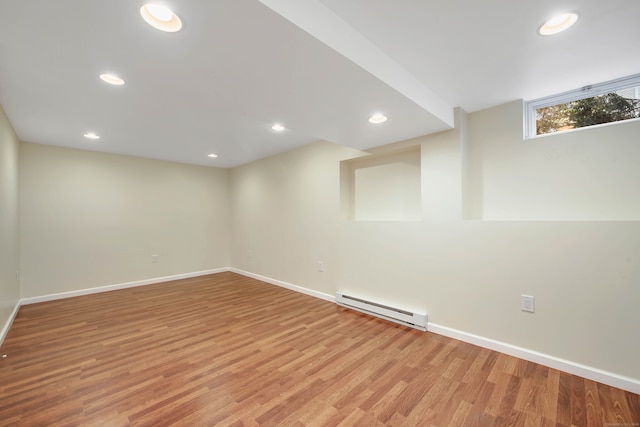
[{"left": 341, "top": 146, "right": 421, "bottom": 221}]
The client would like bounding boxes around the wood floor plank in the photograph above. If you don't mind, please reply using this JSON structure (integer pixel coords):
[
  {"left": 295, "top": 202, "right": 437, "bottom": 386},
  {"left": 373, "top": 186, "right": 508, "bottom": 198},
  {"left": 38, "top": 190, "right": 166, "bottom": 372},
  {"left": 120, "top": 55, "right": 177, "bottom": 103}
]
[
  {"left": 465, "top": 379, "right": 496, "bottom": 426},
  {"left": 556, "top": 371, "right": 573, "bottom": 426},
  {"left": 584, "top": 379, "right": 603, "bottom": 427},
  {"left": 0, "top": 272, "right": 638, "bottom": 426},
  {"left": 570, "top": 374, "right": 587, "bottom": 426}
]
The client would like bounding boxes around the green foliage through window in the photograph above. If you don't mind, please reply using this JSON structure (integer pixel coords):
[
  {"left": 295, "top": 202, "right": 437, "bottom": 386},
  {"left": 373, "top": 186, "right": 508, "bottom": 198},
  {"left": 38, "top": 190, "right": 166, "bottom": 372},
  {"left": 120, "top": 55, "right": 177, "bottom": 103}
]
[{"left": 536, "top": 90, "right": 640, "bottom": 135}]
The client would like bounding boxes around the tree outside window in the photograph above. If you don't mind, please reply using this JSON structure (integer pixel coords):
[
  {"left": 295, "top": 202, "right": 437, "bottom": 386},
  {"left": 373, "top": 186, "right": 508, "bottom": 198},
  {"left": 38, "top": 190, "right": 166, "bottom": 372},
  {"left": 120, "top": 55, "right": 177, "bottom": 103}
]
[{"left": 536, "top": 89, "right": 640, "bottom": 135}]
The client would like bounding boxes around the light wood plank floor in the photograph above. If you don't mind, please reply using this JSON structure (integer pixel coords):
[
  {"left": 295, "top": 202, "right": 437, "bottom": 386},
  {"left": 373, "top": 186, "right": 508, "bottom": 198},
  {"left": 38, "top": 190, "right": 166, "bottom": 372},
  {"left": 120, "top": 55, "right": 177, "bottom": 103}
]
[{"left": 1, "top": 272, "right": 638, "bottom": 426}]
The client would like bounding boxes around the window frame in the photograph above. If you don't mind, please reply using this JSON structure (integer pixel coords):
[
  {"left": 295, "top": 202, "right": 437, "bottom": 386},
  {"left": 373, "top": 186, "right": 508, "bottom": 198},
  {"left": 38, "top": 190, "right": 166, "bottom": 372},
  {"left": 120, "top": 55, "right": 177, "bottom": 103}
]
[{"left": 524, "top": 73, "right": 640, "bottom": 139}]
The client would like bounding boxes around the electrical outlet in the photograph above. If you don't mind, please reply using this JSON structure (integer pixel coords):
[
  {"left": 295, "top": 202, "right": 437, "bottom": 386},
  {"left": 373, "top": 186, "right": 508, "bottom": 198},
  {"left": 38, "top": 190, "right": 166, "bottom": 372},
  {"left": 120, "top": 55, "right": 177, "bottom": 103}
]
[
  {"left": 152, "top": 254, "right": 159, "bottom": 263},
  {"left": 317, "top": 261, "right": 324, "bottom": 272},
  {"left": 521, "top": 295, "right": 535, "bottom": 313}
]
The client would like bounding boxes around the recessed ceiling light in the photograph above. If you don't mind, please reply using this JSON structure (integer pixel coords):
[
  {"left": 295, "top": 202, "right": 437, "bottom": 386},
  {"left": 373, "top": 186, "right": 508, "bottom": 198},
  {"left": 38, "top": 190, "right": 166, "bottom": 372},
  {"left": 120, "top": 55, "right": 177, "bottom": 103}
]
[
  {"left": 538, "top": 12, "right": 579, "bottom": 36},
  {"left": 99, "top": 73, "right": 125, "bottom": 86},
  {"left": 207, "top": 153, "right": 218, "bottom": 158},
  {"left": 271, "top": 123, "right": 285, "bottom": 131},
  {"left": 140, "top": 3, "right": 182, "bottom": 32},
  {"left": 84, "top": 132, "right": 100, "bottom": 140},
  {"left": 368, "top": 113, "right": 388, "bottom": 124}
]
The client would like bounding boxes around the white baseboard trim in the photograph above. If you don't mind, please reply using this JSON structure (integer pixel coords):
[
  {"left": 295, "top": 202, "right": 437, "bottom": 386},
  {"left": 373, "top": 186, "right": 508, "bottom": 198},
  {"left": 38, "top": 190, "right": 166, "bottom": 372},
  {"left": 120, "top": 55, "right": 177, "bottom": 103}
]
[
  {"left": 9, "top": 268, "right": 640, "bottom": 394},
  {"left": 428, "top": 323, "right": 640, "bottom": 395},
  {"left": 230, "top": 268, "right": 335, "bottom": 303},
  {"left": 227, "top": 269, "right": 640, "bottom": 394},
  {"left": 20, "top": 268, "right": 230, "bottom": 305},
  {"left": 0, "top": 300, "right": 21, "bottom": 347}
]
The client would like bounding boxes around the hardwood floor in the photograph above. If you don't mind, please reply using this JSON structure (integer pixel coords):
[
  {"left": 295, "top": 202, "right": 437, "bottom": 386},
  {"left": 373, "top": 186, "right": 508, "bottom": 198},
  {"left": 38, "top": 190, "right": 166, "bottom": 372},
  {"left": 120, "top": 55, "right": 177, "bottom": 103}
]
[{"left": 1, "top": 272, "right": 638, "bottom": 426}]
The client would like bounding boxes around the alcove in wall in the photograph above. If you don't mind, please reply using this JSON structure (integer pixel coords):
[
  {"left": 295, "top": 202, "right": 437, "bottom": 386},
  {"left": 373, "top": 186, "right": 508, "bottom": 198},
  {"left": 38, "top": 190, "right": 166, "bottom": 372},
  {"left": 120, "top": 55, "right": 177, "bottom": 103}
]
[{"left": 340, "top": 146, "right": 421, "bottom": 221}]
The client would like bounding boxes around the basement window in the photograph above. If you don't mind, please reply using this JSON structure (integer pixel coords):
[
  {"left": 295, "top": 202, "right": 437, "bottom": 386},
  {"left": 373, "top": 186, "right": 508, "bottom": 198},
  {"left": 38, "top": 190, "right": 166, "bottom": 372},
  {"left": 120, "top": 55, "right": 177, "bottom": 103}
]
[{"left": 525, "top": 73, "right": 640, "bottom": 138}]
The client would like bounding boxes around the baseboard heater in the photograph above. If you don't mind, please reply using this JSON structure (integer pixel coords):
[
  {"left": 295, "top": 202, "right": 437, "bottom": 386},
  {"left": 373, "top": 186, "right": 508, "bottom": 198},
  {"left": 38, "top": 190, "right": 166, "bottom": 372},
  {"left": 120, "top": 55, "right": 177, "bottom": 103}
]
[{"left": 335, "top": 292, "right": 427, "bottom": 331}]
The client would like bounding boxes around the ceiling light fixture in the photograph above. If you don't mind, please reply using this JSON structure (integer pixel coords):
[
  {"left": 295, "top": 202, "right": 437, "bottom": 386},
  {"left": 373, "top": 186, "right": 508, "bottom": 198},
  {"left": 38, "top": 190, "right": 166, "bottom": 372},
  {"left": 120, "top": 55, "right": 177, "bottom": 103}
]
[
  {"left": 99, "top": 73, "right": 125, "bottom": 86},
  {"left": 84, "top": 132, "right": 100, "bottom": 140},
  {"left": 271, "top": 123, "right": 285, "bottom": 131},
  {"left": 207, "top": 153, "right": 218, "bottom": 158},
  {"left": 368, "top": 113, "right": 388, "bottom": 124},
  {"left": 538, "top": 12, "right": 579, "bottom": 36},
  {"left": 140, "top": 3, "right": 182, "bottom": 32}
]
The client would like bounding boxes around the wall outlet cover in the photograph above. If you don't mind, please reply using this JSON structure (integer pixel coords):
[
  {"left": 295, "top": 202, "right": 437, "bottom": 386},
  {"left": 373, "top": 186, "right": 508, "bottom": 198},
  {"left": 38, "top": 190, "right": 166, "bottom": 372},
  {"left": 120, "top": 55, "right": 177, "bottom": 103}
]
[{"left": 521, "top": 295, "right": 535, "bottom": 313}]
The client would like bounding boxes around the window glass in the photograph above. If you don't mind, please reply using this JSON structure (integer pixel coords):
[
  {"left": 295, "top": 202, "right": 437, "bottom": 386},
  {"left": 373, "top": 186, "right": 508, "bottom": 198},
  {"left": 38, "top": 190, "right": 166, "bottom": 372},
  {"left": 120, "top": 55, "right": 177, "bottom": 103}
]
[{"left": 525, "top": 74, "right": 640, "bottom": 138}]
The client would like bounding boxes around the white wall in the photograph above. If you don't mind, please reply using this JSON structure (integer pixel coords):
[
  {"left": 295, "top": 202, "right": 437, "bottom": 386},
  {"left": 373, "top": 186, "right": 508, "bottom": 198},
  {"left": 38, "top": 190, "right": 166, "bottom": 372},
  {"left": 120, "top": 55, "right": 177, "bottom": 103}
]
[
  {"left": 5, "top": 97, "right": 640, "bottom": 384},
  {"left": 0, "top": 104, "right": 20, "bottom": 338},
  {"left": 230, "top": 141, "right": 363, "bottom": 295},
  {"left": 348, "top": 148, "right": 422, "bottom": 221},
  {"left": 339, "top": 220, "right": 640, "bottom": 380},
  {"left": 19, "top": 143, "right": 230, "bottom": 298},
  {"left": 469, "top": 100, "right": 640, "bottom": 220},
  {"left": 230, "top": 112, "right": 640, "bottom": 382},
  {"left": 422, "top": 108, "right": 465, "bottom": 219}
]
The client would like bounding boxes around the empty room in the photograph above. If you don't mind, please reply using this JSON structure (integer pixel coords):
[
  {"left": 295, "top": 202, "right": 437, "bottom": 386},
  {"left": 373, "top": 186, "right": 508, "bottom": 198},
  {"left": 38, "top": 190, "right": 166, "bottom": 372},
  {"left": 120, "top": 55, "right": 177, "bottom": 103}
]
[{"left": 1, "top": 0, "right": 639, "bottom": 425}]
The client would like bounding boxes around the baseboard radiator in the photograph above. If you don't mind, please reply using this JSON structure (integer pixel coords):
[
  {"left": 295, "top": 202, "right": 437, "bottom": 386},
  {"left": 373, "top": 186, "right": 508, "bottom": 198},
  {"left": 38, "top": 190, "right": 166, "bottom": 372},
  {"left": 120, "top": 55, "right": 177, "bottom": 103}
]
[{"left": 335, "top": 292, "right": 427, "bottom": 331}]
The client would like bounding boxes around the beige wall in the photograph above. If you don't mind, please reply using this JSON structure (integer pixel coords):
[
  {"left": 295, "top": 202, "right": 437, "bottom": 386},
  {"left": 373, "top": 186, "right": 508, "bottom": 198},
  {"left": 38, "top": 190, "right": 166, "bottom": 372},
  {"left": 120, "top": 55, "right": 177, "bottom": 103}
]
[
  {"left": 230, "top": 141, "right": 363, "bottom": 295},
  {"left": 347, "top": 148, "right": 422, "bottom": 221},
  {"left": 0, "top": 104, "right": 20, "bottom": 334},
  {"left": 422, "top": 108, "right": 466, "bottom": 219},
  {"left": 5, "top": 96, "right": 640, "bottom": 381},
  {"left": 19, "top": 143, "right": 230, "bottom": 298},
  {"left": 339, "top": 221, "right": 640, "bottom": 379},
  {"left": 230, "top": 112, "right": 640, "bottom": 380},
  {"left": 469, "top": 100, "right": 640, "bottom": 220}
]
